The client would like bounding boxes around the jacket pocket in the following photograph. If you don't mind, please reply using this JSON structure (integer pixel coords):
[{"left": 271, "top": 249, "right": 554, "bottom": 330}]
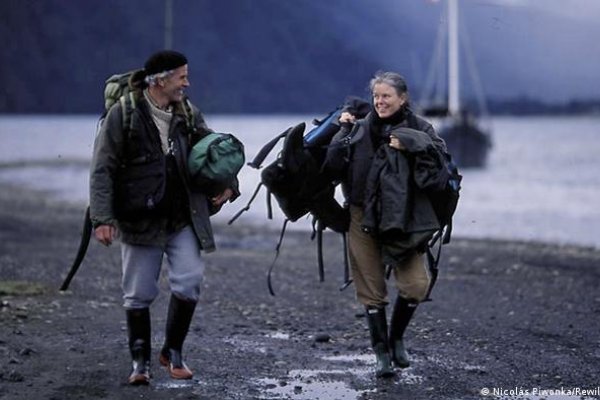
[{"left": 114, "top": 154, "right": 166, "bottom": 220}]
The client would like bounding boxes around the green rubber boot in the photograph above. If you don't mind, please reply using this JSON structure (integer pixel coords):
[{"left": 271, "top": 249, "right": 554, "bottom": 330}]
[
  {"left": 389, "top": 296, "right": 417, "bottom": 368},
  {"left": 365, "top": 306, "right": 394, "bottom": 378}
]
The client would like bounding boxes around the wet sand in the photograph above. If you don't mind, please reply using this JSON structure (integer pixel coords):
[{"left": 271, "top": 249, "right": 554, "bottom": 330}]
[{"left": 1, "top": 182, "right": 599, "bottom": 400}]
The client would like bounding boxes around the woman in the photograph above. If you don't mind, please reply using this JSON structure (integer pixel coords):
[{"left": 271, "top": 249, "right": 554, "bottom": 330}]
[{"left": 324, "top": 71, "right": 447, "bottom": 377}]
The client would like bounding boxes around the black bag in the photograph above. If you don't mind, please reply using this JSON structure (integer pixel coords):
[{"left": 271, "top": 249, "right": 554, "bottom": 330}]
[
  {"left": 421, "top": 151, "right": 461, "bottom": 301},
  {"left": 426, "top": 152, "right": 461, "bottom": 241},
  {"left": 228, "top": 99, "right": 370, "bottom": 295},
  {"left": 256, "top": 122, "right": 349, "bottom": 232}
]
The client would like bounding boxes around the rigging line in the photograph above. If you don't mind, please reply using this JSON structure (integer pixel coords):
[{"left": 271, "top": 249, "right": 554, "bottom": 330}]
[
  {"left": 419, "top": 13, "right": 448, "bottom": 108},
  {"left": 460, "top": 18, "right": 490, "bottom": 120}
]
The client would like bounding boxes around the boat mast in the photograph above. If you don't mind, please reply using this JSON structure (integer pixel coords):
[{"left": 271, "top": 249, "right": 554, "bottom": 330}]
[
  {"left": 164, "top": 0, "right": 174, "bottom": 50},
  {"left": 448, "top": 0, "right": 460, "bottom": 116}
]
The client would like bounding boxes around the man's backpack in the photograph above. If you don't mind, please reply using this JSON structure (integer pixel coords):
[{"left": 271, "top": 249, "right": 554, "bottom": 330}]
[
  {"left": 102, "top": 69, "right": 196, "bottom": 134},
  {"left": 102, "top": 69, "right": 144, "bottom": 131}
]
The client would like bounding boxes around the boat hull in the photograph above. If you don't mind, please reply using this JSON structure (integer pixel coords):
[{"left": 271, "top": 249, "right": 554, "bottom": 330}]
[{"left": 439, "top": 118, "right": 491, "bottom": 169}]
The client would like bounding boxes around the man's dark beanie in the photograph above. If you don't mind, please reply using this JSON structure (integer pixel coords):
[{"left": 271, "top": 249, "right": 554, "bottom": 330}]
[{"left": 144, "top": 50, "right": 188, "bottom": 75}]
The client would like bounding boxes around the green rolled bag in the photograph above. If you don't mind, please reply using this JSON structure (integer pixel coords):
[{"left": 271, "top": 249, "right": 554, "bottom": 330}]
[{"left": 187, "top": 132, "right": 245, "bottom": 196}]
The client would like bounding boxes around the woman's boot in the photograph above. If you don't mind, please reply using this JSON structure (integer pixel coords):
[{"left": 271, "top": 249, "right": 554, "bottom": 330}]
[
  {"left": 389, "top": 296, "right": 417, "bottom": 368},
  {"left": 159, "top": 295, "right": 196, "bottom": 379},
  {"left": 126, "top": 308, "right": 151, "bottom": 385},
  {"left": 365, "top": 306, "right": 394, "bottom": 378}
]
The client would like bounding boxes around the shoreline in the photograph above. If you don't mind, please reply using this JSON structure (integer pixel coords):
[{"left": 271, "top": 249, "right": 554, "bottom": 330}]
[
  {"left": 1, "top": 181, "right": 600, "bottom": 400},
  {"left": 1, "top": 178, "right": 598, "bottom": 253}
]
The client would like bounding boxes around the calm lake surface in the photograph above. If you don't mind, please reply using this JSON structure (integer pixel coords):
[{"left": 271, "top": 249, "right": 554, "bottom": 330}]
[{"left": 1, "top": 114, "right": 599, "bottom": 249}]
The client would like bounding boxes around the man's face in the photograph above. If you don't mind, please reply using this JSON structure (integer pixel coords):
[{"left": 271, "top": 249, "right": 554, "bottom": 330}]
[{"left": 160, "top": 64, "right": 189, "bottom": 103}]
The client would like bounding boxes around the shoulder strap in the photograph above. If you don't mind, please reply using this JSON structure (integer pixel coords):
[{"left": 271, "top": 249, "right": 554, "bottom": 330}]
[
  {"left": 181, "top": 98, "right": 196, "bottom": 133},
  {"left": 267, "top": 219, "right": 289, "bottom": 296},
  {"left": 227, "top": 182, "right": 263, "bottom": 225},
  {"left": 119, "top": 91, "right": 138, "bottom": 135},
  {"left": 311, "top": 218, "right": 325, "bottom": 283},
  {"left": 423, "top": 241, "right": 442, "bottom": 302},
  {"left": 339, "top": 231, "right": 353, "bottom": 291},
  {"left": 60, "top": 207, "right": 92, "bottom": 291},
  {"left": 247, "top": 126, "right": 293, "bottom": 169}
]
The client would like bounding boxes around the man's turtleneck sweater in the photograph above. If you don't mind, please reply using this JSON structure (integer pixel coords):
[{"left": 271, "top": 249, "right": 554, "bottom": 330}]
[{"left": 144, "top": 89, "right": 172, "bottom": 154}]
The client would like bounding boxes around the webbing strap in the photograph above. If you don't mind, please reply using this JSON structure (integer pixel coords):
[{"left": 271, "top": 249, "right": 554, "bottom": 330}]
[
  {"left": 442, "top": 220, "right": 453, "bottom": 244},
  {"left": 316, "top": 221, "right": 325, "bottom": 282},
  {"left": 267, "top": 219, "right": 289, "bottom": 296},
  {"left": 59, "top": 206, "right": 92, "bottom": 291},
  {"left": 266, "top": 190, "right": 273, "bottom": 219},
  {"left": 247, "top": 127, "right": 291, "bottom": 169},
  {"left": 228, "top": 182, "right": 263, "bottom": 225},
  {"left": 119, "top": 92, "right": 137, "bottom": 135},
  {"left": 423, "top": 227, "right": 445, "bottom": 301},
  {"left": 339, "top": 231, "right": 353, "bottom": 291},
  {"left": 119, "top": 96, "right": 128, "bottom": 132},
  {"left": 181, "top": 98, "right": 196, "bottom": 132}
]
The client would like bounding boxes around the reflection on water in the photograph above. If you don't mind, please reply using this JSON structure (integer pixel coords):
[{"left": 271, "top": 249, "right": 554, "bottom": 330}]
[
  {"left": 153, "top": 378, "right": 198, "bottom": 390},
  {"left": 258, "top": 377, "right": 370, "bottom": 400},
  {"left": 256, "top": 351, "right": 425, "bottom": 400}
]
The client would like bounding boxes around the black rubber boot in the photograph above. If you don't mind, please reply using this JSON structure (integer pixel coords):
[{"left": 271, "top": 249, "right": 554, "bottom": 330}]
[
  {"left": 159, "top": 295, "right": 196, "bottom": 379},
  {"left": 365, "top": 306, "right": 394, "bottom": 378},
  {"left": 389, "top": 295, "right": 418, "bottom": 368},
  {"left": 126, "top": 308, "right": 151, "bottom": 385}
]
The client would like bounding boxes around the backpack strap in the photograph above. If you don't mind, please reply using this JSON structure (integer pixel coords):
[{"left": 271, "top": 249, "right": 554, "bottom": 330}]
[
  {"left": 266, "top": 189, "right": 273, "bottom": 219},
  {"left": 339, "top": 231, "right": 353, "bottom": 291},
  {"left": 247, "top": 127, "right": 292, "bottom": 169},
  {"left": 119, "top": 91, "right": 138, "bottom": 135},
  {"left": 311, "top": 218, "right": 325, "bottom": 283},
  {"left": 59, "top": 206, "right": 93, "bottom": 291},
  {"left": 181, "top": 98, "right": 197, "bottom": 133},
  {"left": 267, "top": 219, "right": 289, "bottom": 296},
  {"left": 442, "top": 220, "right": 453, "bottom": 244},
  {"left": 227, "top": 182, "right": 263, "bottom": 225},
  {"left": 309, "top": 218, "right": 353, "bottom": 290},
  {"left": 423, "top": 228, "right": 445, "bottom": 301}
]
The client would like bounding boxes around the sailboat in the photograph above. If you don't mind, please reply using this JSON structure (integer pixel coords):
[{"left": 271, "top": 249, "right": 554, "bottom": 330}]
[{"left": 419, "top": 0, "right": 492, "bottom": 168}]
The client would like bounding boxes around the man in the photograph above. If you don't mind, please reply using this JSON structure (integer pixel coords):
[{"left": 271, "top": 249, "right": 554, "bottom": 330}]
[{"left": 90, "top": 50, "right": 235, "bottom": 385}]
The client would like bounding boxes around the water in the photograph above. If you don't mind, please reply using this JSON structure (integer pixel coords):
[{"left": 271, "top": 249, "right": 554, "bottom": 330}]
[{"left": 1, "top": 114, "right": 599, "bottom": 249}]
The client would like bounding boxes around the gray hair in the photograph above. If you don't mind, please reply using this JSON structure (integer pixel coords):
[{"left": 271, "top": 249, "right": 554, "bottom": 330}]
[
  {"left": 369, "top": 71, "right": 409, "bottom": 96},
  {"left": 144, "top": 69, "right": 174, "bottom": 86}
]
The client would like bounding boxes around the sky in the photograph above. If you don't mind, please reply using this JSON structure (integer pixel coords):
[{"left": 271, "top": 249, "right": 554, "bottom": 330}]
[
  {"left": 435, "top": 0, "right": 600, "bottom": 102},
  {"left": 495, "top": 0, "right": 600, "bottom": 21},
  {"left": 1, "top": 0, "right": 599, "bottom": 113}
]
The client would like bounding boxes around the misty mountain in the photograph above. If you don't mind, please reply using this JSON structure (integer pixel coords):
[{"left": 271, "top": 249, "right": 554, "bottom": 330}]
[{"left": 1, "top": 0, "right": 598, "bottom": 114}]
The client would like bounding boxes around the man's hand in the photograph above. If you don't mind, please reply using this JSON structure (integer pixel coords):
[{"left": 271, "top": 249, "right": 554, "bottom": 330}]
[
  {"left": 211, "top": 188, "right": 233, "bottom": 207},
  {"left": 94, "top": 224, "right": 116, "bottom": 246}
]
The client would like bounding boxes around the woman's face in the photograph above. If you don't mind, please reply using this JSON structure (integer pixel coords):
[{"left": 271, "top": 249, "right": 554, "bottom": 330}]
[{"left": 372, "top": 82, "right": 406, "bottom": 118}]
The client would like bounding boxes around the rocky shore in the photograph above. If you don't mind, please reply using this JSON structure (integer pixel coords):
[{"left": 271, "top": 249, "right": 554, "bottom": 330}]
[{"left": 1, "top": 183, "right": 599, "bottom": 400}]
